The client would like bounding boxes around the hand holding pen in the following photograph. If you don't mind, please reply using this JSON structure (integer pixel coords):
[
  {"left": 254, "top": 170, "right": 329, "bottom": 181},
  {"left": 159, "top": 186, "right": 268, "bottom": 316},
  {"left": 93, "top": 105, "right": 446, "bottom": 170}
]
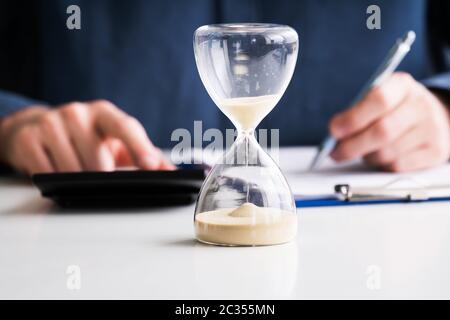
[{"left": 310, "top": 31, "right": 450, "bottom": 172}]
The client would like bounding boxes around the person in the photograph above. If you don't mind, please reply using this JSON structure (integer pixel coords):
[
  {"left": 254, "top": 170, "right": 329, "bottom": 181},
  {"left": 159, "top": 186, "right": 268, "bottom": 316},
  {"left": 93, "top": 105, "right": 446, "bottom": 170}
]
[{"left": 0, "top": 0, "right": 449, "bottom": 175}]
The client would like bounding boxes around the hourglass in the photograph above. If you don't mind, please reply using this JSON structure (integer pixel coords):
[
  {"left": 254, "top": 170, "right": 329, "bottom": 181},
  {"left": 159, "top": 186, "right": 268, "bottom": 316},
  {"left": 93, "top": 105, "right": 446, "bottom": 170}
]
[{"left": 193, "top": 23, "right": 299, "bottom": 246}]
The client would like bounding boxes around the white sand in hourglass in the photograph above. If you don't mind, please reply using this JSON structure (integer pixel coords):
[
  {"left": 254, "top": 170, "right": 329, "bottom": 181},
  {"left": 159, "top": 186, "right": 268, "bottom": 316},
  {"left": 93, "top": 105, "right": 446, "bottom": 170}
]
[
  {"left": 218, "top": 94, "right": 281, "bottom": 131},
  {"left": 195, "top": 203, "right": 297, "bottom": 246}
]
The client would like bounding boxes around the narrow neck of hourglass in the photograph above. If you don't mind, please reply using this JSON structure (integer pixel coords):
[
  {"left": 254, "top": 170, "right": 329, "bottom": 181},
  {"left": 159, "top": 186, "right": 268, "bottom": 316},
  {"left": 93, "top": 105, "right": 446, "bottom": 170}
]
[
  {"left": 237, "top": 128, "right": 256, "bottom": 138},
  {"left": 234, "top": 128, "right": 259, "bottom": 167},
  {"left": 236, "top": 128, "right": 258, "bottom": 148}
]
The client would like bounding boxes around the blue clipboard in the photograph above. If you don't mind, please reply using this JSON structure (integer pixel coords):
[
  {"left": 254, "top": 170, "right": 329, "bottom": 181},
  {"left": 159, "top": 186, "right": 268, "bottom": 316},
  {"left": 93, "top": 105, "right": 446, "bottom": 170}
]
[{"left": 295, "top": 184, "right": 450, "bottom": 208}]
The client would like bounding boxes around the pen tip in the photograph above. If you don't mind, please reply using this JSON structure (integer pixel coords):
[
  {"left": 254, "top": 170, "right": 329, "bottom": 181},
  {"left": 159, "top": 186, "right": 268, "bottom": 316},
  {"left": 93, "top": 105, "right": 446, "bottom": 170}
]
[
  {"left": 309, "top": 151, "right": 323, "bottom": 171},
  {"left": 404, "top": 31, "right": 416, "bottom": 46}
]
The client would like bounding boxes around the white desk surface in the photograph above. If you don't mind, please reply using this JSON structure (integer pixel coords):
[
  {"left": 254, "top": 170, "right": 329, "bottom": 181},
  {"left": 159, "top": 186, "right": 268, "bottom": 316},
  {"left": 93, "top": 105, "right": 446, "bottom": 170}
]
[{"left": 1, "top": 147, "right": 450, "bottom": 300}]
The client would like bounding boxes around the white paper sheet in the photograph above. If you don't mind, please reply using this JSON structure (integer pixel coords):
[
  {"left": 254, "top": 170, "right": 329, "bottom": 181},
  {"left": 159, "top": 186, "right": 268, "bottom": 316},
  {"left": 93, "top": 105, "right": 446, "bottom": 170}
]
[{"left": 278, "top": 147, "right": 450, "bottom": 196}]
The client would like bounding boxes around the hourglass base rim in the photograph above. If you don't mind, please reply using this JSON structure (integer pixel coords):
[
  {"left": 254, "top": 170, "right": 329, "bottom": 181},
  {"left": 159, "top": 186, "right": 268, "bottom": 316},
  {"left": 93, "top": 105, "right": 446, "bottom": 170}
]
[{"left": 195, "top": 236, "right": 296, "bottom": 247}]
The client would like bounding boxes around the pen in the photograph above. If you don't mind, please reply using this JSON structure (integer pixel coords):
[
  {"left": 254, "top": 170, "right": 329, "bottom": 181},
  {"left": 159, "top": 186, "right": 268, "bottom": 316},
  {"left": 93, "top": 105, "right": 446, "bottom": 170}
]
[{"left": 309, "top": 30, "right": 416, "bottom": 171}]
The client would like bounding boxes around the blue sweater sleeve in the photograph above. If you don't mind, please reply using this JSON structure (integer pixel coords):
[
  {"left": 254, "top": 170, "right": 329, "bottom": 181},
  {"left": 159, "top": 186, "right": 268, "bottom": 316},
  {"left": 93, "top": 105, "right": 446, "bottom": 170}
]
[
  {"left": 422, "top": 73, "right": 450, "bottom": 92},
  {"left": 0, "top": 89, "right": 46, "bottom": 118}
]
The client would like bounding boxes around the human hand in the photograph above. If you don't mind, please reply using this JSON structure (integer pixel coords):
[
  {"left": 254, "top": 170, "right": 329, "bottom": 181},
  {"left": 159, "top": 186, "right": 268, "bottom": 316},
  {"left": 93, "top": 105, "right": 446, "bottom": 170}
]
[
  {"left": 0, "top": 100, "right": 175, "bottom": 175},
  {"left": 329, "top": 72, "right": 450, "bottom": 172}
]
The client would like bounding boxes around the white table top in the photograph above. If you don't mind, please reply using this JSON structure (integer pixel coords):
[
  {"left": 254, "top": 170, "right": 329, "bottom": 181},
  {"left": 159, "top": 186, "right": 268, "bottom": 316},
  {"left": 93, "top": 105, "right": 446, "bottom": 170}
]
[{"left": 1, "top": 147, "right": 450, "bottom": 299}]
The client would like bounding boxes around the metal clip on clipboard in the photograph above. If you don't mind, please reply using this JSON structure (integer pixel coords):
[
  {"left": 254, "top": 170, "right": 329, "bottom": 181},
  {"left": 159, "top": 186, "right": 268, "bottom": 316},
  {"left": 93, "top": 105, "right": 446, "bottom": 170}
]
[
  {"left": 295, "top": 178, "right": 450, "bottom": 207},
  {"left": 335, "top": 184, "right": 431, "bottom": 202},
  {"left": 335, "top": 177, "right": 450, "bottom": 203}
]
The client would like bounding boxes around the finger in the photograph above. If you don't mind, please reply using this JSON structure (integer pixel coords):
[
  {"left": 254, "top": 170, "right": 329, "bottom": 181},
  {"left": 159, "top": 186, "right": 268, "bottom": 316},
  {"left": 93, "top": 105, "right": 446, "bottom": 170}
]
[
  {"left": 159, "top": 156, "right": 176, "bottom": 170},
  {"left": 151, "top": 148, "right": 177, "bottom": 170},
  {"left": 106, "top": 138, "right": 134, "bottom": 167},
  {"left": 24, "top": 144, "right": 56, "bottom": 175},
  {"left": 12, "top": 127, "right": 54, "bottom": 175},
  {"left": 61, "top": 103, "right": 115, "bottom": 171},
  {"left": 385, "top": 146, "right": 447, "bottom": 172},
  {"left": 330, "top": 72, "right": 414, "bottom": 139},
  {"left": 92, "top": 100, "right": 162, "bottom": 169},
  {"left": 38, "top": 112, "right": 82, "bottom": 172},
  {"left": 24, "top": 143, "right": 54, "bottom": 175},
  {"left": 331, "top": 96, "right": 423, "bottom": 161},
  {"left": 364, "top": 126, "right": 428, "bottom": 167},
  {"left": 110, "top": 140, "right": 175, "bottom": 170}
]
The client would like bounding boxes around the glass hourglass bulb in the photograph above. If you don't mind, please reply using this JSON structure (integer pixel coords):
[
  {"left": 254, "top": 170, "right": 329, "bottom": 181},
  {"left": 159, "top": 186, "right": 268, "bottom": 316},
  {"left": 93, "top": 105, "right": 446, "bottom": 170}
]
[{"left": 193, "top": 23, "right": 299, "bottom": 246}]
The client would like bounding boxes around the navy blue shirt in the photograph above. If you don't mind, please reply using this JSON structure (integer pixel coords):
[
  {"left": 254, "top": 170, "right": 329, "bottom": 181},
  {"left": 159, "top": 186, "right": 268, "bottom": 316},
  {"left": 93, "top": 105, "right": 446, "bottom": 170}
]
[{"left": 0, "top": 0, "right": 449, "bottom": 147}]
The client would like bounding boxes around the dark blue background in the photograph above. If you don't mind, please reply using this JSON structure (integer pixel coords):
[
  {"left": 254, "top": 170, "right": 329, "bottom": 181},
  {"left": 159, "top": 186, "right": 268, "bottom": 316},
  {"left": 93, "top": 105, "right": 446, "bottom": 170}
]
[{"left": 0, "top": 0, "right": 449, "bottom": 147}]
